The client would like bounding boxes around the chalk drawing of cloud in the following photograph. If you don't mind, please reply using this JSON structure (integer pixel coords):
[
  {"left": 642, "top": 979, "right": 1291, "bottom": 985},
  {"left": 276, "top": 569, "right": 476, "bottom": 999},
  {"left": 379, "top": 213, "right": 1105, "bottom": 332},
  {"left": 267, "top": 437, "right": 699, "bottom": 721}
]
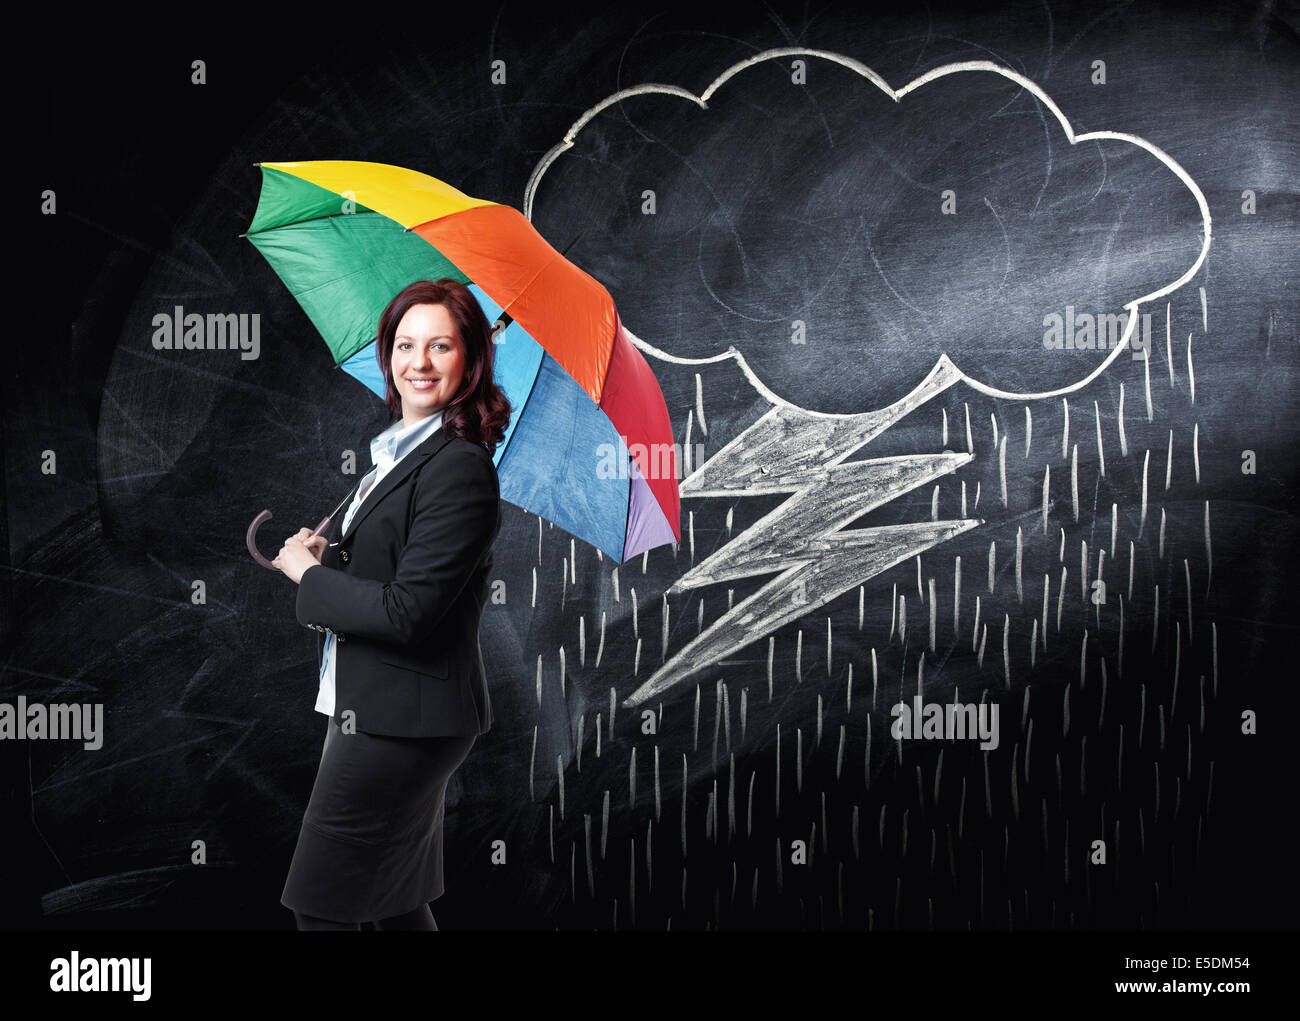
[{"left": 524, "top": 52, "right": 1211, "bottom": 410}]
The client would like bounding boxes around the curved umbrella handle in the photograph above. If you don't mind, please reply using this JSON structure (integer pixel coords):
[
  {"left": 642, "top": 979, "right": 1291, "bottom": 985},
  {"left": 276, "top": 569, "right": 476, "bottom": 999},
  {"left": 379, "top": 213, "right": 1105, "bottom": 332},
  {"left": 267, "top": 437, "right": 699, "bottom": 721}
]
[
  {"left": 247, "top": 510, "right": 336, "bottom": 571},
  {"left": 246, "top": 510, "right": 277, "bottom": 570}
]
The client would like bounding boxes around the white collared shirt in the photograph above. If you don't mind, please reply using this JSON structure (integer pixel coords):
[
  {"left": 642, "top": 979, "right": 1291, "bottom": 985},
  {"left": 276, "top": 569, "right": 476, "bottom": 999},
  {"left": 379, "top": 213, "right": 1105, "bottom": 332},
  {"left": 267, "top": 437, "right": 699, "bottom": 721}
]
[{"left": 315, "top": 410, "right": 445, "bottom": 716}]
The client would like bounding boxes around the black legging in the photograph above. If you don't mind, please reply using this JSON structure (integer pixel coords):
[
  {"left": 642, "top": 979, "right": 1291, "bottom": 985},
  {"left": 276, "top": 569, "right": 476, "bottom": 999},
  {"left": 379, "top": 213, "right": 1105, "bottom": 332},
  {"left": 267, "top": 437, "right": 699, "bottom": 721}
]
[{"left": 294, "top": 903, "right": 438, "bottom": 931}]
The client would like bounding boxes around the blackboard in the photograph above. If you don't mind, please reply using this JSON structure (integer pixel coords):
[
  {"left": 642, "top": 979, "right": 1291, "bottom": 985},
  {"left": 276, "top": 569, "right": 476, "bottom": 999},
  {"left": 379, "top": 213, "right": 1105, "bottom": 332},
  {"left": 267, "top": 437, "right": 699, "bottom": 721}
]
[{"left": 5, "top": 0, "right": 1297, "bottom": 972}]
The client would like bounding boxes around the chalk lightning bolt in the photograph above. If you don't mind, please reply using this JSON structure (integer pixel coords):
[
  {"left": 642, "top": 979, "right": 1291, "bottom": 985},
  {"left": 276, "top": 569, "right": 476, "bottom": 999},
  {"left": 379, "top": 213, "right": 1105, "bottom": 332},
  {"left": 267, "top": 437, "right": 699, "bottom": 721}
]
[{"left": 622, "top": 357, "right": 982, "bottom": 708}]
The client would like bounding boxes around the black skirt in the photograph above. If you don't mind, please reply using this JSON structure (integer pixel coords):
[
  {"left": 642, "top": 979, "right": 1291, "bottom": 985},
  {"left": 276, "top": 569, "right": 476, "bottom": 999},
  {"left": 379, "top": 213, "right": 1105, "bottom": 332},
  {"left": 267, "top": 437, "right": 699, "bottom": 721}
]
[{"left": 281, "top": 715, "right": 476, "bottom": 923}]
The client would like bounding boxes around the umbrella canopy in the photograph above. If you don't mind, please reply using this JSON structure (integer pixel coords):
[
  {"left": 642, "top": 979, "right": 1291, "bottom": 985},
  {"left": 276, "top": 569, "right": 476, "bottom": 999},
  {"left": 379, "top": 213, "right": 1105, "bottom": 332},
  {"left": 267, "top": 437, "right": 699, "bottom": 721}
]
[{"left": 245, "top": 160, "right": 681, "bottom": 563}]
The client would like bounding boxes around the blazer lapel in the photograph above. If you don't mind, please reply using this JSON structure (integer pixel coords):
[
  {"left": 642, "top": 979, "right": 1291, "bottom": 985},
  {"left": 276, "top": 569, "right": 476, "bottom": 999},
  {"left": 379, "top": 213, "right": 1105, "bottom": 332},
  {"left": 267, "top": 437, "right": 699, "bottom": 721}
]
[{"left": 340, "top": 426, "right": 455, "bottom": 544}]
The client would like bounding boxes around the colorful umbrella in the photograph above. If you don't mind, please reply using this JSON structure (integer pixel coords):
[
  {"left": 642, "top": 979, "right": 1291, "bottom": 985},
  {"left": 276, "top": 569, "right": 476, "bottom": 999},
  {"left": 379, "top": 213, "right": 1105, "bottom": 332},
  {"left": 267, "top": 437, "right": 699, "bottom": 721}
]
[{"left": 243, "top": 160, "right": 681, "bottom": 564}]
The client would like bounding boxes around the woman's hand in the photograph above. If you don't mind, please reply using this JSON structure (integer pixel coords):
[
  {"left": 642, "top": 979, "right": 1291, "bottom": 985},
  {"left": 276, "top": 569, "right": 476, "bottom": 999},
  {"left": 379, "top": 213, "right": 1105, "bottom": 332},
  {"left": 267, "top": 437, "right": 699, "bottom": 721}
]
[{"left": 272, "top": 528, "right": 327, "bottom": 584}]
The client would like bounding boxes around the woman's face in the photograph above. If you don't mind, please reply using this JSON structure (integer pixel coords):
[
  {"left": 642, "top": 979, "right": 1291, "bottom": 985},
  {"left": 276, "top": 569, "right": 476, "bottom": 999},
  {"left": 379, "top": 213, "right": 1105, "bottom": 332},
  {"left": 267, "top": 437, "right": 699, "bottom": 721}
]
[{"left": 391, "top": 302, "right": 466, "bottom": 426}]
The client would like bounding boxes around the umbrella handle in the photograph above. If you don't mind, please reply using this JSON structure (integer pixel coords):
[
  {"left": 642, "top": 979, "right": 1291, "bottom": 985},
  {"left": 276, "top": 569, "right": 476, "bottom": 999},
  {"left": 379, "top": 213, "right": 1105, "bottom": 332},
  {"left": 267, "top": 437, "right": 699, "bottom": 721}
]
[{"left": 246, "top": 510, "right": 333, "bottom": 571}]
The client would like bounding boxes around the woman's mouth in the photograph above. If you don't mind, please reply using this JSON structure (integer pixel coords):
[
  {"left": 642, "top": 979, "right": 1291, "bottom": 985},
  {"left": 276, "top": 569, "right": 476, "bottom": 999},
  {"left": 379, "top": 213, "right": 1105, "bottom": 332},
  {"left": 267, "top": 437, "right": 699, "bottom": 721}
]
[{"left": 406, "top": 377, "right": 439, "bottom": 391}]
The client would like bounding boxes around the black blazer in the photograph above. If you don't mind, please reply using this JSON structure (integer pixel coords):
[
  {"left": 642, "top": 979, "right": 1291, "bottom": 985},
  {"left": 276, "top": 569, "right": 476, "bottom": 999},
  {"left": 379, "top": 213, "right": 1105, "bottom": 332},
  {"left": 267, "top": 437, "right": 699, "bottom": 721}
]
[{"left": 295, "top": 425, "right": 500, "bottom": 738}]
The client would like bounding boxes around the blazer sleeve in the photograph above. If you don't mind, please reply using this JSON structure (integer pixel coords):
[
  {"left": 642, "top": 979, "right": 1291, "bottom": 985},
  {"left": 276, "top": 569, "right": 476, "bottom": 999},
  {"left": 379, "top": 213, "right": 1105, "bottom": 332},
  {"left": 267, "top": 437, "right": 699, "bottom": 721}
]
[{"left": 294, "top": 445, "right": 499, "bottom": 645}]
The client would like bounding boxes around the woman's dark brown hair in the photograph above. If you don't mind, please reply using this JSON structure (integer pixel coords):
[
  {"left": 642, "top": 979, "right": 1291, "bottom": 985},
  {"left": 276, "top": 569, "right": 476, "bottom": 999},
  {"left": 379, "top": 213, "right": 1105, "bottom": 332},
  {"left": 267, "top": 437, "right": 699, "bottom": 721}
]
[{"left": 375, "top": 279, "right": 512, "bottom": 453}]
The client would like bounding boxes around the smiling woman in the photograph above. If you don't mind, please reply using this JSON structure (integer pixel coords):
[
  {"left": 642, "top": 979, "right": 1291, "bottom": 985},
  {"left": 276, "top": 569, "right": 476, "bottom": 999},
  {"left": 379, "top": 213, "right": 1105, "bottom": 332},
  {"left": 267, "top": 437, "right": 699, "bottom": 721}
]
[
  {"left": 377, "top": 279, "right": 509, "bottom": 436},
  {"left": 272, "top": 277, "right": 511, "bottom": 931},
  {"left": 390, "top": 302, "right": 464, "bottom": 426}
]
